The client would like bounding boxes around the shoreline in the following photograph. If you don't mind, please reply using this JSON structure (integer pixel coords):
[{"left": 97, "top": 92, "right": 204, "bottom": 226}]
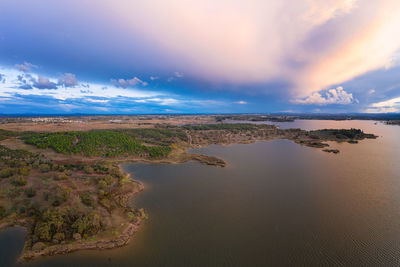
[
  {"left": 0, "top": 168, "right": 146, "bottom": 262},
  {"left": 0, "top": 126, "right": 379, "bottom": 263},
  {"left": 20, "top": 218, "right": 143, "bottom": 261}
]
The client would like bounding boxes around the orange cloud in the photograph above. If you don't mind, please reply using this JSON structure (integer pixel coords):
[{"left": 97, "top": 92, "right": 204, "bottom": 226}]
[{"left": 100, "top": 0, "right": 400, "bottom": 96}]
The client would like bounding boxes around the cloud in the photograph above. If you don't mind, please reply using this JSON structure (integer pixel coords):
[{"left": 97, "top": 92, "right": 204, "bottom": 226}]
[
  {"left": 293, "top": 86, "right": 356, "bottom": 105},
  {"left": 33, "top": 75, "right": 58, "bottom": 89},
  {"left": 135, "top": 98, "right": 180, "bottom": 106},
  {"left": 166, "top": 72, "right": 185, "bottom": 82},
  {"left": 110, "top": 77, "right": 148, "bottom": 88},
  {"left": 368, "top": 89, "right": 375, "bottom": 94},
  {"left": 0, "top": 66, "right": 161, "bottom": 101},
  {"left": 235, "top": 101, "right": 247, "bottom": 104},
  {"left": 14, "top": 62, "right": 38, "bottom": 72},
  {"left": 15, "top": 73, "right": 35, "bottom": 89},
  {"left": 0, "top": 65, "right": 229, "bottom": 113},
  {"left": 0, "top": 73, "right": 5, "bottom": 83},
  {"left": 2, "top": 0, "right": 400, "bottom": 100},
  {"left": 86, "top": 98, "right": 110, "bottom": 103},
  {"left": 150, "top": 76, "right": 159, "bottom": 81},
  {"left": 365, "top": 96, "right": 400, "bottom": 113},
  {"left": 19, "top": 84, "right": 33, "bottom": 89},
  {"left": 365, "top": 107, "right": 399, "bottom": 113},
  {"left": 98, "top": 0, "right": 400, "bottom": 96},
  {"left": 174, "top": 72, "right": 184, "bottom": 78},
  {"left": 58, "top": 73, "right": 78, "bottom": 87}
]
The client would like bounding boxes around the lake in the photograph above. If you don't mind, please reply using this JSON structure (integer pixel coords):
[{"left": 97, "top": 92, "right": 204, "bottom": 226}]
[{"left": 2, "top": 120, "right": 400, "bottom": 266}]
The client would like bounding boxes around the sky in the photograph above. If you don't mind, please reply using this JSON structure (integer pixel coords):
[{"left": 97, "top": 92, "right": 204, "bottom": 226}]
[{"left": 1, "top": 0, "right": 400, "bottom": 114}]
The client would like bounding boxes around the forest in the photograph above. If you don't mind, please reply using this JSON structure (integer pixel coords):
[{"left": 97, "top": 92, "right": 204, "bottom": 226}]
[
  {"left": 23, "top": 130, "right": 172, "bottom": 158},
  {"left": 308, "top": 129, "right": 377, "bottom": 140}
]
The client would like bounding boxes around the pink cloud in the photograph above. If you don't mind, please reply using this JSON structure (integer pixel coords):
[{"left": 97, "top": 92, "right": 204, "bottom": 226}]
[{"left": 100, "top": 0, "right": 400, "bottom": 96}]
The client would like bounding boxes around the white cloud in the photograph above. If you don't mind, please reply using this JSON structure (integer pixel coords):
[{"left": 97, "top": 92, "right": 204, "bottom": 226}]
[
  {"left": 86, "top": 99, "right": 110, "bottom": 103},
  {"left": 174, "top": 72, "right": 184, "bottom": 78},
  {"left": 368, "top": 89, "right": 375, "bottom": 94},
  {"left": 147, "top": 98, "right": 180, "bottom": 105},
  {"left": 110, "top": 77, "right": 148, "bottom": 88},
  {"left": 365, "top": 107, "right": 399, "bottom": 113},
  {"left": 371, "top": 96, "right": 400, "bottom": 107},
  {"left": 293, "top": 86, "right": 356, "bottom": 105},
  {"left": 131, "top": 98, "right": 225, "bottom": 107},
  {"left": 235, "top": 100, "right": 247, "bottom": 104},
  {"left": 365, "top": 96, "right": 400, "bottom": 113}
]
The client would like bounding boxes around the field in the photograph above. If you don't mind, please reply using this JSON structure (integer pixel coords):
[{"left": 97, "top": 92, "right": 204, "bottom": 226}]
[{"left": 0, "top": 115, "right": 217, "bottom": 132}]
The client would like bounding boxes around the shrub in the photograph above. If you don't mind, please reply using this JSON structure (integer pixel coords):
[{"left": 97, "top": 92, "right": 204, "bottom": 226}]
[
  {"left": 119, "top": 176, "right": 130, "bottom": 186},
  {"left": 18, "top": 167, "right": 30, "bottom": 176},
  {"left": 39, "top": 164, "right": 51, "bottom": 173},
  {"left": 24, "top": 187, "right": 36, "bottom": 198},
  {"left": 32, "top": 162, "right": 39, "bottom": 169},
  {"left": 33, "top": 209, "right": 65, "bottom": 242},
  {"left": 109, "top": 168, "right": 123, "bottom": 179},
  {"left": 32, "top": 242, "right": 46, "bottom": 252},
  {"left": 53, "top": 173, "right": 68, "bottom": 181},
  {"left": 103, "top": 174, "right": 114, "bottom": 185},
  {"left": 11, "top": 175, "right": 27, "bottom": 186},
  {"left": 53, "top": 232, "right": 65, "bottom": 243},
  {"left": 138, "top": 208, "right": 148, "bottom": 219},
  {"left": 98, "top": 180, "right": 108, "bottom": 190},
  {"left": 6, "top": 187, "right": 22, "bottom": 198},
  {"left": 83, "top": 166, "right": 94, "bottom": 174},
  {"left": 43, "top": 190, "right": 50, "bottom": 201},
  {"left": 50, "top": 186, "right": 70, "bottom": 206},
  {"left": 72, "top": 212, "right": 101, "bottom": 237},
  {"left": 0, "top": 168, "right": 15, "bottom": 178},
  {"left": 18, "top": 206, "right": 26, "bottom": 214},
  {"left": 34, "top": 222, "right": 52, "bottom": 241},
  {"left": 80, "top": 192, "right": 95, "bottom": 208},
  {"left": 0, "top": 206, "right": 5, "bottom": 218}
]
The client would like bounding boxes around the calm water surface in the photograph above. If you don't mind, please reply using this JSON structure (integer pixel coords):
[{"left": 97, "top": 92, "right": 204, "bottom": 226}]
[{"left": 1, "top": 120, "right": 400, "bottom": 266}]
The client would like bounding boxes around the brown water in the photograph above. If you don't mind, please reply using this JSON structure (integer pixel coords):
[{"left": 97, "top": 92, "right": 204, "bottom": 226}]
[{"left": 1, "top": 120, "right": 400, "bottom": 266}]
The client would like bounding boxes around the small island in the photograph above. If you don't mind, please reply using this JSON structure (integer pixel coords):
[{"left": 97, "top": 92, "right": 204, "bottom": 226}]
[
  {"left": 386, "top": 120, "right": 400, "bottom": 126},
  {"left": 0, "top": 117, "right": 378, "bottom": 261}
]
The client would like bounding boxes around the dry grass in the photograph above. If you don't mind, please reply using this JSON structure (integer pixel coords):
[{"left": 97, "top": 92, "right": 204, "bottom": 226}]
[{"left": 0, "top": 116, "right": 216, "bottom": 132}]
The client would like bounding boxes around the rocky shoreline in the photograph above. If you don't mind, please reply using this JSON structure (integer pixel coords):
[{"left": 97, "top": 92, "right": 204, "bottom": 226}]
[
  {"left": 17, "top": 173, "right": 145, "bottom": 262},
  {"left": 21, "top": 218, "right": 142, "bottom": 261}
]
